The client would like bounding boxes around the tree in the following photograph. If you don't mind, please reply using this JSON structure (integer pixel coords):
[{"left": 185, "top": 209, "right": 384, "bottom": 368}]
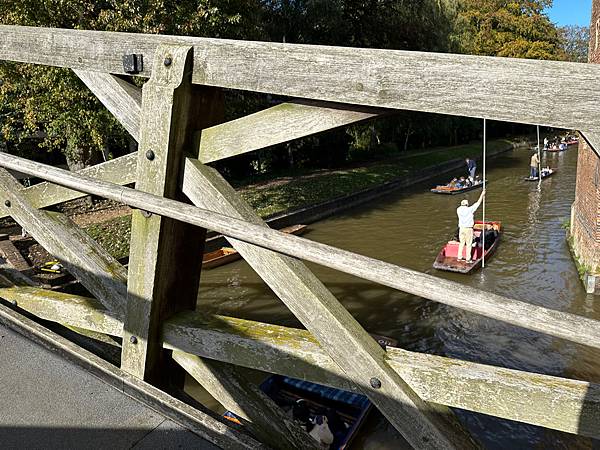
[
  {"left": 560, "top": 25, "right": 590, "bottom": 62},
  {"left": 0, "top": 1, "right": 265, "bottom": 169},
  {"left": 454, "top": 0, "right": 566, "bottom": 60}
]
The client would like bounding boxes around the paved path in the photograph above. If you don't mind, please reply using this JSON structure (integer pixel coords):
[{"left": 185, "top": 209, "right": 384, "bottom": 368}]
[{"left": 0, "top": 324, "right": 219, "bottom": 450}]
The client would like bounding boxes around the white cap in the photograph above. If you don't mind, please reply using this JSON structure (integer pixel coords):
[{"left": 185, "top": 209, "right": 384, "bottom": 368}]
[{"left": 461, "top": 199, "right": 469, "bottom": 206}]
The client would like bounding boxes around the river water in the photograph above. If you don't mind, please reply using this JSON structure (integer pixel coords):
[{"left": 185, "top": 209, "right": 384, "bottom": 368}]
[{"left": 194, "top": 146, "right": 600, "bottom": 448}]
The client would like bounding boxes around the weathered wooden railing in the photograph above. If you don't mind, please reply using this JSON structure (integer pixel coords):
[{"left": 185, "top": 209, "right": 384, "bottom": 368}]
[{"left": 1, "top": 25, "right": 600, "bottom": 449}]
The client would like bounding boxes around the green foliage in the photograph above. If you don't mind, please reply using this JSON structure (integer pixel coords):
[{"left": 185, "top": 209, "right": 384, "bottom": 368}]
[
  {"left": 454, "top": 0, "right": 565, "bottom": 60},
  {"left": 0, "top": 0, "right": 265, "bottom": 168}
]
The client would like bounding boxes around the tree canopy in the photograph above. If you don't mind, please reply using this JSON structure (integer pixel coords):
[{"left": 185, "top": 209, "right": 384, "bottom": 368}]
[
  {"left": 0, "top": 0, "right": 586, "bottom": 175},
  {"left": 454, "top": 0, "right": 565, "bottom": 59}
]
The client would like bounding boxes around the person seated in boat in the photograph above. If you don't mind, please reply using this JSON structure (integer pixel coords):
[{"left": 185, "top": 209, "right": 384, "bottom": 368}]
[
  {"left": 540, "top": 167, "right": 551, "bottom": 177},
  {"left": 325, "top": 408, "right": 348, "bottom": 448},
  {"left": 456, "top": 189, "right": 486, "bottom": 263},
  {"left": 474, "top": 227, "right": 498, "bottom": 250},
  {"left": 447, "top": 178, "right": 458, "bottom": 188},
  {"left": 559, "top": 142, "right": 567, "bottom": 151},
  {"left": 455, "top": 177, "right": 467, "bottom": 188},
  {"left": 530, "top": 152, "right": 540, "bottom": 179},
  {"left": 309, "top": 415, "right": 334, "bottom": 448},
  {"left": 465, "top": 157, "right": 476, "bottom": 183},
  {"left": 291, "top": 399, "right": 311, "bottom": 430}
]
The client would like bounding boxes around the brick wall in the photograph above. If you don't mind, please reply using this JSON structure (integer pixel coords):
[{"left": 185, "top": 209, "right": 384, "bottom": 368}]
[{"left": 570, "top": 0, "right": 600, "bottom": 273}]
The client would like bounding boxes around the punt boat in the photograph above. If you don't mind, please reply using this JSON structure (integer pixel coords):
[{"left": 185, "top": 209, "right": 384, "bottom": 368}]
[
  {"left": 524, "top": 168, "right": 556, "bottom": 181},
  {"left": 430, "top": 179, "right": 485, "bottom": 195},
  {"left": 224, "top": 335, "right": 396, "bottom": 449},
  {"left": 202, "top": 224, "right": 307, "bottom": 269},
  {"left": 433, "top": 221, "right": 502, "bottom": 274}
]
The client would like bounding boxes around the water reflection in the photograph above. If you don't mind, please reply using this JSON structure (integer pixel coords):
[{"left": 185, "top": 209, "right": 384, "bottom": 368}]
[{"left": 197, "top": 146, "right": 599, "bottom": 447}]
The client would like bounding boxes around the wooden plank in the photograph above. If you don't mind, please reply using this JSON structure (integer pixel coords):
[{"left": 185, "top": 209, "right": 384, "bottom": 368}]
[
  {"left": 162, "top": 312, "right": 600, "bottom": 440},
  {"left": 0, "top": 281, "right": 122, "bottom": 336},
  {"left": 3, "top": 152, "right": 600, "bottom": 351},
  {"left": 0, "top": 153, "right": 137, "bottom": 221},
  {"left": 2, "top": 25, "right": 600, "bottom": 133},
  {"left": 120, "top": 45, "right": 212, "bottom": 382},
  {"left": 74, "top": 70, "right": 142, "bottom": 141},
  {"left": 198, "top": 99, "right": 387, "bottom": 163},
  {"left": 182, "top": 161, "right": 474, "bottom": 449},
  {"left": 0, "top": 303, "right": 263, "bottom": 450},
  {"left": 0, "top": 169, "right": 127, "bottom": 315},
  {"left": 173, "top": 352, "right": 316, "bottom": 450}
]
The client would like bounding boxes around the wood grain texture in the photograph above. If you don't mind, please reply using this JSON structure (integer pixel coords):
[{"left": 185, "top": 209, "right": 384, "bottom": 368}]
[
  {"left": 0, "top": 153, "right": 137, "bottom": 221},
  {"left": 2, "top": 153, "right": 600, "bottom": 353},
  {"left": 198, "top": 100, "right": 387, "bottom": 163},
  {"left": 74, "top": 70, "right": 142, "bottom": 140},
  {"left": 173, "top": 352, "right": 317, "bottom": 450},
  {"left": 0, "top": 283, "right": 122, "bottom": 336},
  {"left": 2, "top": 25, "right": 600, "bottom": 132},
  {"left": 162, "top": 312, "right": 600, "bottom": 440},
  {"left": 0, "top": 169, "right": 127, "bottom": 315},
  {"left": 121, "top": 44, "right": 207, "bottom": 381},
  {"left": 182, "top": 160, "right": 474, "bottom": 449}
]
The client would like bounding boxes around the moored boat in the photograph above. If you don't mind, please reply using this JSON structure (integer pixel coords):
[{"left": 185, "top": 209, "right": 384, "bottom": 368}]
[
  {"left": 524, "top": 168, "right": 556, "bottom": 181},
  {"left": 431, "top": 179, "right": 485, "bottom": 195},
  {"left": 202, "top": 224, "right": 308, "bottom": 269},
  {"left": 224, "top": 335, "right": 396, "bottom": 449},
  {"left": 433, "top": 221, "right": 502, "bottom": 274}
]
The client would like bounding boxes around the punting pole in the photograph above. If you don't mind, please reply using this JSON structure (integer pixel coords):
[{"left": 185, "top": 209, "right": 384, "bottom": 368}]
[
  {"left": 537, "top": 125, "right": 542, "bottom": 191},
  {"left": 482, "top": 118, "right": 487, "bottom": 269}
]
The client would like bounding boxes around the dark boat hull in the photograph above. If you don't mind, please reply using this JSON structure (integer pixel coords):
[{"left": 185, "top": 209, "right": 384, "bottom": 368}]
[
  {"left": 524, "top": 169, "right": 556, "bottom": 181},
  {"left": 433, "top": 221, "right": 502, "bottom": 274}
]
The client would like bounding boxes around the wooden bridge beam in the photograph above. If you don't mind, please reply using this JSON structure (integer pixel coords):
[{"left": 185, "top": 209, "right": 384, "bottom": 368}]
[
  {"left": 2, "top": 25, "right": 600, "bottom": 133},
  {"left": 119, "top": 45, "right": 210, "bottom": 383},
  {"left": 3, "top": 283, "right": 600, "bottom": 440},
  {"left": 74, "top": 71, "right": 142, "bottom": 141}
]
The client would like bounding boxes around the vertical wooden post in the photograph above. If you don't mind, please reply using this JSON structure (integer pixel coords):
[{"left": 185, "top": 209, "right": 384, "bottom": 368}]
[{"left": 120, "top": 44, "right": 221, "bottom": 383}]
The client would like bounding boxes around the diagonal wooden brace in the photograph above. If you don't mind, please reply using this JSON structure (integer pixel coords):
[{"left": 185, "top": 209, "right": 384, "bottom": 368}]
[
  {"left": 182, "top": 159, "right": 478, "bottom": 450},
  {"left": 0, "top": 169, "right": 127, "bottom": 315}
]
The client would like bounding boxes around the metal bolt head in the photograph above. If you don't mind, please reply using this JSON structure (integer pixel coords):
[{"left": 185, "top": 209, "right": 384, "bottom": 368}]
[
  {"left": 164, "top": 56, "right": 172, "bottom": 66},
  {"left": 370, "top": 377, "right": 382, "bottom": 389},
  {"left": 4, "top": 200, "right": 10, "bottom": 207},
  {"left": 141, "top": 210, "right": 152, "bottom": 218},
  {"left": 129, "top": 335, "right": 138, "bottom": 344},
  {"left": 11, "top": 299, "right": 17, "bottom": 307},
  {"left": 145, "top": 150, "right": 155, "bottom": 161}
]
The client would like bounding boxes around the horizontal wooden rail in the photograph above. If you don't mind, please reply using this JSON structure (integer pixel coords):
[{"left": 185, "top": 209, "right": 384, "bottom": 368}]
[
  {"left": 2, "top": 25, "right": 600, "bottom": 133},
  {"left": 0, "top": 152, "right": 599, "bottom": 352},
  {"left": 1, "top": 283, "right": 598, "bottom": 439}
]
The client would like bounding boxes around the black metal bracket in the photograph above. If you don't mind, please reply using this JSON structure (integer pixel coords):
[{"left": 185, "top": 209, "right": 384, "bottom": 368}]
[{"left": 122, "top": 54, "right": 144, "bottom": 74}]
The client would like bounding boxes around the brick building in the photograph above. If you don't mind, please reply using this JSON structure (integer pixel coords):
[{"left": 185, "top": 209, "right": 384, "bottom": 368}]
[{"left": 569, "top": 0, "right": 600, "bottom": 293}]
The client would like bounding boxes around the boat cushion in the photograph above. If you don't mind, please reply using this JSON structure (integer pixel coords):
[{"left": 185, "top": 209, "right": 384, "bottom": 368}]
[
  {"left": 444, "top": 241, "right": 472, "bottom": 259},
  {"left": 280, "top": 377, "right": 370, "bottom": 409}
]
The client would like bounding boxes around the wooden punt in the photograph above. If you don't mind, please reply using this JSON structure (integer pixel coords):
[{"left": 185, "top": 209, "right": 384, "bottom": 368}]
[
  {"left": 224, "top": 335, "right": 396, "bottom": 449},
  {"left": 202, "top": 224, "right": 307, "bottom": 269},
  {"left": 430, "top": 180, "right": 485, "bottom": 195},
  {"left": 544, "top": 146, "right": 567, "bottom": 152},
  {"left": 433, "top": 221, "right": 502, "bottom": 274},
  {"left": 524, "top": 168, "right": 556, "bottom": 181}
]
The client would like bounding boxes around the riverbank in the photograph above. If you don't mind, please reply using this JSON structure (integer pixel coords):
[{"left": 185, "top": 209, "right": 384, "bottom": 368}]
[{"left": 9, "top": 137, "right": 526, "bottom": 263}]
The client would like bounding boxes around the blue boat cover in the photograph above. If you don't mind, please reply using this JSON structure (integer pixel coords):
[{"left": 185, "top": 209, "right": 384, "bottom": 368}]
[{"left": 280, "top": 377, "right": 370, "bottom": 410}]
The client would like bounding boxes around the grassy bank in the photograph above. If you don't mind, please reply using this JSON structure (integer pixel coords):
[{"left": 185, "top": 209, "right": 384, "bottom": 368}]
[{"left": 83, "top": 138, "right": 515, "bottom": 259}]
